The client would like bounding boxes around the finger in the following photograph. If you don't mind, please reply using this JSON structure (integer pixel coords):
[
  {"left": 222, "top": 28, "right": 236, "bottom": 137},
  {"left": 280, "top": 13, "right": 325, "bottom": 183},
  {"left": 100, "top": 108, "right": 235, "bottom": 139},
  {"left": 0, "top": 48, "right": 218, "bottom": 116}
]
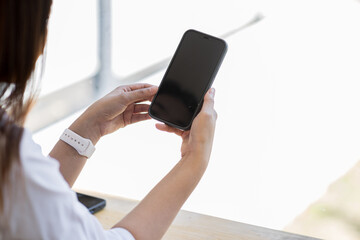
[
  {"left": 134, "top": 104, "right": 150, "bottom": 113},
  {"left": 155, "top": 123, "right": 183, "bottom": 136},
  {"left": 182, "top": 130, "right": 190, "bottom": 139},
  {"left": 201, "top": 88, "right": 215, "bottom": 112},
  {"left": 148, "top": 95, "right": 155, "bottom": 102},
  {"left": 124, "top": 86, "right": 158, "bottom": 104},
  {"left": 131, "top": 113, "right": 152, "bottom": 124},
  {"left": 123, "top": 83, "right": 155, "bottom": 91}
]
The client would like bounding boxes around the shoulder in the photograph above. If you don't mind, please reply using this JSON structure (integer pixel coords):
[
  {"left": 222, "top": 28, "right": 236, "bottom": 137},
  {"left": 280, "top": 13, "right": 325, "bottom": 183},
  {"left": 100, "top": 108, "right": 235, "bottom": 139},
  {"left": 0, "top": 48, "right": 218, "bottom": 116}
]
[
  {"left": 20, "top": 128, "right": 63, "bottom": 172},
  {"left": 20, "top": 128, "right": 53, "bottom": 163},
  {"left": 19, "top": 128, "right": 71, "bottom": 197},
  {"left": 16, "top": 129, "right": 135, "bottom": 239}
]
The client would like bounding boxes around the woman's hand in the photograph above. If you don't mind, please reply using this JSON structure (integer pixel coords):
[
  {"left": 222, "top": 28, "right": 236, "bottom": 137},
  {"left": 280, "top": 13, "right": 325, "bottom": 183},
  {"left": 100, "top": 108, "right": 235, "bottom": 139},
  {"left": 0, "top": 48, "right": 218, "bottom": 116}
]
[
  {"left": 51, "top": 83, "right": 157, "bottom": 187},
  {"left": 70, "top": 83, "right": 158, "bottom": 145},
  {"left": 115, "top": 88, "right": 217, "bottom": 239},
  {"left": 155, "top": 88, "right": 217, "bottom": 161}
]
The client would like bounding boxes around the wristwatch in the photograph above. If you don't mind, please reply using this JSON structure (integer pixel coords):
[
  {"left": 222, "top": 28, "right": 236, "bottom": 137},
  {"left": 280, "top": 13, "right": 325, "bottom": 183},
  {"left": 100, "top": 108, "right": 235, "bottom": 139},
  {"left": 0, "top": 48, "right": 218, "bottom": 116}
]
[{"left": 60, "top": 129, "right": 96, "bottom": 158}]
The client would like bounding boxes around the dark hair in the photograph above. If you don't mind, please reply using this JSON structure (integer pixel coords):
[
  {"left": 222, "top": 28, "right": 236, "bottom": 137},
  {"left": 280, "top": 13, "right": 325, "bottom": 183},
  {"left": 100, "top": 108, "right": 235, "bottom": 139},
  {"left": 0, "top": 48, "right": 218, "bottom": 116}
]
[{"left": 0, "top": 0, "right": 52, "bottom": 211}]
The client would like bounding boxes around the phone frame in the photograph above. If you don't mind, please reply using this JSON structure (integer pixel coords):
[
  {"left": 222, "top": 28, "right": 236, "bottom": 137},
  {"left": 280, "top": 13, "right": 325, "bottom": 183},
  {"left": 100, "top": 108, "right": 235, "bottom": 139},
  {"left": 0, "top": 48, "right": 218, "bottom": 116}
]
[
  {"left": 76, "top": 192, "right": 106, "bottom": 214},
  {"left": 149, "top": 29, "right": 228, "bottom": 130}
]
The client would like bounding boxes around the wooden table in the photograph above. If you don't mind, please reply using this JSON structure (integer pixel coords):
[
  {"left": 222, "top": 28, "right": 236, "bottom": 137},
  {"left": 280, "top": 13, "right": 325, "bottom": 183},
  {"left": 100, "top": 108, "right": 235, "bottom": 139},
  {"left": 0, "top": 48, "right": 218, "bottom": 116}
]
[{"left": 79, "top": 191, "right": 320, "bottom": 240}]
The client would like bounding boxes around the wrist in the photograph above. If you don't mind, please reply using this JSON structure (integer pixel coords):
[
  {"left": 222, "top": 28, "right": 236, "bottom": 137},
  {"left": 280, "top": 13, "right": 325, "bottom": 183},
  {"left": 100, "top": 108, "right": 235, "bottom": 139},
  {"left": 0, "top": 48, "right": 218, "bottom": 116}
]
[
  {"left": 60, "top": 129, "right": 96, "bottom": 158},
  {"left": 189, "top": 142, "right": 213, "bottom": 160},
  {"left": 181, "top": 149, "right": 210, "bottom": 173},
  {"left": 69, "top": 115, "right": 101, "bottom": 145}
]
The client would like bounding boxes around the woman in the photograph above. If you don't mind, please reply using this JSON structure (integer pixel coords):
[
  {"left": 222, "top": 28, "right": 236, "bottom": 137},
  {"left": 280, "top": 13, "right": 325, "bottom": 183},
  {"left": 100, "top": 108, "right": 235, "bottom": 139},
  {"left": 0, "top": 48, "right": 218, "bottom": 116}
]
[{"left": 0, "top": 0, "right": 217, "bottom": 239}]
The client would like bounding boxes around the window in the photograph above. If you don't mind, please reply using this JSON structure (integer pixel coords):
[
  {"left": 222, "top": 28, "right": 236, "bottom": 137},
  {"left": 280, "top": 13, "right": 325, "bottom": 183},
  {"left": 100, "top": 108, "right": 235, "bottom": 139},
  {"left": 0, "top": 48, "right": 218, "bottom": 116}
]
[
  {"left": 41, "top": 0, "right": 98, "bottom": 96},
  {"left": 111, "top": 0, "right": 259, "bottom": 77}
]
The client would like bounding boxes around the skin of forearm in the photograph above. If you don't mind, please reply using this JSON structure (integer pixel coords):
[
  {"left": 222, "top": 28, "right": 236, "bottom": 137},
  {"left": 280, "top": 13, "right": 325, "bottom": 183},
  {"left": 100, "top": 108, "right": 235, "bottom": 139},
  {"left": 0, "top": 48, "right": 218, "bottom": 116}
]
[
  {"left": 49, "top": 140, "right": 87, "bottom": 187},
  {"left": 113, "top": 152, "right": 209, "bottom": 240},
  {"left": 49, "top": 120, "right": 100, "bottom": 187}
]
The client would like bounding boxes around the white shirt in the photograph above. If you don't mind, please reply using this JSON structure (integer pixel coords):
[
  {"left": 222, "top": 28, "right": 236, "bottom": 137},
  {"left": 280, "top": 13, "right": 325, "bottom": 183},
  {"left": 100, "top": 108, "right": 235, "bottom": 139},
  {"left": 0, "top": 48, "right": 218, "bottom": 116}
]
[{"left": 0, "top": 129, "right": 135, "bottom": 240}]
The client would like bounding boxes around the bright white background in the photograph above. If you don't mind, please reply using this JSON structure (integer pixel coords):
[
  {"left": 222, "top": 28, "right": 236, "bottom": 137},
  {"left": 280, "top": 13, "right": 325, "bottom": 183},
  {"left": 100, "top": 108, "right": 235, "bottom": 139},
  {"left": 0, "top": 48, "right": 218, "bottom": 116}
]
[
  {"left": 33, "top": 0, "right": 360, "bottom": 236},
  {"left": 39, "top": 0, "right": 98, "bottom": 96}
]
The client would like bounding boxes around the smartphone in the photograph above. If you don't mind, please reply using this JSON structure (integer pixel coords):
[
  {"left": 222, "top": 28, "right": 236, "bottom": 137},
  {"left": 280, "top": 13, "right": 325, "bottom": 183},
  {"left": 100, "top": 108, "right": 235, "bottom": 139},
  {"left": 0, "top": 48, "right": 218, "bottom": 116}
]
[
  {"left": 76, "top": 192, "right": 106, "bottom": 214},
  {"left": 149, "top": 29, "right": 227, "bottom": 130}
]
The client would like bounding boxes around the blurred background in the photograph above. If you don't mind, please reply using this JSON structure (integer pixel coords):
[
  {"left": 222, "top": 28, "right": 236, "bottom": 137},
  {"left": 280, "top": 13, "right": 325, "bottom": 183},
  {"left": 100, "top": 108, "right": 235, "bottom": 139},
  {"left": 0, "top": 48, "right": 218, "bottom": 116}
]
[{"left": 27, "top": 0, "right": 360, "bottom": 239}]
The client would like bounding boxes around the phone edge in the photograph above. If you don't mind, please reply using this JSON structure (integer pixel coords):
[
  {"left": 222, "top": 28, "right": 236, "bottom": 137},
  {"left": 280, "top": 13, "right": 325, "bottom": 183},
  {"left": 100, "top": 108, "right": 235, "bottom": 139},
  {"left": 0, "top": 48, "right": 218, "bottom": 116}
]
[{"left": 149, "top": 29, "right": 228, "bottom": 131}]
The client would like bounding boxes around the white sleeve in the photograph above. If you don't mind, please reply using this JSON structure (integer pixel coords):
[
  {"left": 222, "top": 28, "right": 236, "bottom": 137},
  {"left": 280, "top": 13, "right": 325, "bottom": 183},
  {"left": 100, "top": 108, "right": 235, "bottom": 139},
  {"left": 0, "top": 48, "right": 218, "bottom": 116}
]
[{"left": 18, "top": 129, "right": 135, "bottom": 240}]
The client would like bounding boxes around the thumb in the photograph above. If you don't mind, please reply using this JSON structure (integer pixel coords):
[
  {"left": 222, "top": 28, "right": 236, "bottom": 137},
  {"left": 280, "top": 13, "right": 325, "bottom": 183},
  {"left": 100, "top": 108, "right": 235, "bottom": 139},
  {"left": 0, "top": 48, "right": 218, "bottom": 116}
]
[{"left": 202, "top": 88, "right": 215, "bottom": 111}]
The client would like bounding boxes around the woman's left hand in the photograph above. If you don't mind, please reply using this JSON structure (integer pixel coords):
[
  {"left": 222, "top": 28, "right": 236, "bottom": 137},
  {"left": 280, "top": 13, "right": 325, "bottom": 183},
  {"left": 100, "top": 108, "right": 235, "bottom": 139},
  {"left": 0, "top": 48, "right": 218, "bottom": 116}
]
[{"left": 69, "top": 83, "right": 158, "bottom": 145}]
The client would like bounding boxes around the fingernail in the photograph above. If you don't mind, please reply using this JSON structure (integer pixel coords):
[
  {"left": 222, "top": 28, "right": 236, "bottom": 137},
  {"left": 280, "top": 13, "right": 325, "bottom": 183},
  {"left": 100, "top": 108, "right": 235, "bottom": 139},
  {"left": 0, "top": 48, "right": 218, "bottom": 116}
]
[{"left": 209, "top": 88, "right": 215, "bottom": 96}]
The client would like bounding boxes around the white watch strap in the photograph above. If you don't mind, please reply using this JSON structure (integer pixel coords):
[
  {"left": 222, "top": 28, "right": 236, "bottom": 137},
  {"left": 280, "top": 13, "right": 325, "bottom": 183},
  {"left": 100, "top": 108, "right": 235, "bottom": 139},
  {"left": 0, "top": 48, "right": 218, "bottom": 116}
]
[{"left": 60, "top": 129, "right": 95, "bottom": 158}]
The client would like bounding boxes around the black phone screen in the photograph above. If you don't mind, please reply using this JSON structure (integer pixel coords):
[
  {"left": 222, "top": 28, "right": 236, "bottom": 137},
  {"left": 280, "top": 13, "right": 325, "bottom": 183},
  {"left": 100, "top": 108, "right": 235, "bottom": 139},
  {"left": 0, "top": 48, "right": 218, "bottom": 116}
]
[
  {"left": 76, "top": 192, "right": 106, "bottom": 214},
  {"left": 149, "top": 29, "right": 227, "bottom": 130}
]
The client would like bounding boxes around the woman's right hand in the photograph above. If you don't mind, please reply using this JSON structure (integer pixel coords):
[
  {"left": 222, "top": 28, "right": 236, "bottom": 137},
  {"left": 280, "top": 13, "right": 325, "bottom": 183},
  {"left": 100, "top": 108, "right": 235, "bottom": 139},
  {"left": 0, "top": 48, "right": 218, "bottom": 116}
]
[
  {"left": 155, "top": 88, "right": 217, "bottom": 162},
  {"left": 117, "top": 88, "right": 217, "bottom": 239}
]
